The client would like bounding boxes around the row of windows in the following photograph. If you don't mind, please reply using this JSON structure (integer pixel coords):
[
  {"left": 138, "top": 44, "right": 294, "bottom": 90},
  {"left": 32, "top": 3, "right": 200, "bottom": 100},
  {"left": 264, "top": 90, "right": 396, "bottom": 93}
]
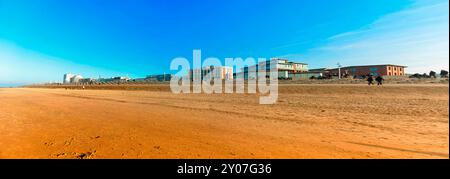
[
  {"left": 388, "top": 72, "right": 403, "bottom": 76},
  {"left": 388, "top": 66, "right": 403, "bottom": 71},
  {"left": 347, "top": 67, "right": 404, "bottom": 76}
]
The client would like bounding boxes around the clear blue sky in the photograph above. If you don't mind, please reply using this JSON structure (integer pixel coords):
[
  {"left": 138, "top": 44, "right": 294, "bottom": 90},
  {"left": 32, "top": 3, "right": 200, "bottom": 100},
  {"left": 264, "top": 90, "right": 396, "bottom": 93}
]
[{"left": 0, "top": 0, "right": 448, "bottom": 85}]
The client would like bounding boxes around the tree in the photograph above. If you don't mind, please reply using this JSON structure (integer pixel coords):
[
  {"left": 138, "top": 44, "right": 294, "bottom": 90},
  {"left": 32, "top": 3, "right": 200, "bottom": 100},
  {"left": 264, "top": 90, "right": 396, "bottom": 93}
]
[
  {"left": 410, "top": 73, "right": 426, "bottom": 78},
  {"left": 429, "top": 71, "right": 437, "bottom": 78},
  {"left": 440, "top": 70, "right": 449, "bottom": 78}
]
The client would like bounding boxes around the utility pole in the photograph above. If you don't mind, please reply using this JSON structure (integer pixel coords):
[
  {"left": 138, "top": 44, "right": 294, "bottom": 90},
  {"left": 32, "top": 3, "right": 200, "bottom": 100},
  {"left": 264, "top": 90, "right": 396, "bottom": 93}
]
[{"left": 337, "top": 62, "right": 342, "bottom": 79}]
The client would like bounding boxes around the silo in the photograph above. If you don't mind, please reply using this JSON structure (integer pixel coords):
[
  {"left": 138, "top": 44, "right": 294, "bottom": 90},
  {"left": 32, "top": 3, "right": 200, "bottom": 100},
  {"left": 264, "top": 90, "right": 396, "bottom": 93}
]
[{"left": 71, "top": 75, "right": 83, "bottom": 83}]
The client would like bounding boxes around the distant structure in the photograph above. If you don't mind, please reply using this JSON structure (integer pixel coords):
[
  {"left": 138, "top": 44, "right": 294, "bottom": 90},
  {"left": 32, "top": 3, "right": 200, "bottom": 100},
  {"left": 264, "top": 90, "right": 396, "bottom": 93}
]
[
  {"left": 63, "top": 74, "right": 75, "bottom": 84},
  {"left": 59, "top": 63, "right": 407, "bottom": 84},
  {"left": 234, "top": 58, "right": 316, "bottom": 80},
  {"left": 268, "top": 58, "right": 309, "bottom": 79},
  {"left": 63, "top": 74, "right": 83, "bottom": 84},
  {"left": 63, "top": 73, "right": 139, "bottom": 84},
  {"left": 189, "top": 66, "right": 233, "bottom": 81},
  {"left": 78, "top": 78, "right": 96, "bottom": 83},
  {"left": 97, "top": 76, "right": 130, "bottom": 83},
  {"left": 146, "top": 74, "right": 172, "bottom": 81},
  {"left": 328, "top": 64, "right": 407, "bottom": 78},
  {"left": 71, "top": 75, "right": 83, "bottom": 83}
]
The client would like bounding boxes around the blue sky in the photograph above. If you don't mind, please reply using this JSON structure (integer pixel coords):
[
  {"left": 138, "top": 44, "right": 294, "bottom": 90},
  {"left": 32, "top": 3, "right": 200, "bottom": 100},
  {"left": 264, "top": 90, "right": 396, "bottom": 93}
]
[{"left": 0, "top": 0, "right": 448, "bottom": 86}]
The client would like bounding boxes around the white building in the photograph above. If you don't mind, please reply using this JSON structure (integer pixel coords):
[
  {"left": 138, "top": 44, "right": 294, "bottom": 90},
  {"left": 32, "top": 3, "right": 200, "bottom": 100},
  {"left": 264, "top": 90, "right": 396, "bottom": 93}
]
[
  {"left": 189, "top": 66, "right": 233, "bottom": 81},
  {"left": 63, "top": 74, "right": 75, "bottom": 84},
  {"left": 63, "top": 74, "right": 84, "bottom": 84},
  {"left": 70, "top": 75, "right": 83, "bottom": 83},
  {"left": 237, "top": 58, "right": 309, "bottom": 79}
]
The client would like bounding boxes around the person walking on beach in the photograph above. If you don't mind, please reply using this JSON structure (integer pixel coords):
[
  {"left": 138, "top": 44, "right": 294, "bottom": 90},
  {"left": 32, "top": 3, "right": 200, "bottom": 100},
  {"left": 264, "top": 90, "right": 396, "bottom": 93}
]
[
  {"left": 367, "top": 75, "right": 374, "bottom": 86},
  {"left": 375, "top": 76, "right": 384, "bottom": 86}
]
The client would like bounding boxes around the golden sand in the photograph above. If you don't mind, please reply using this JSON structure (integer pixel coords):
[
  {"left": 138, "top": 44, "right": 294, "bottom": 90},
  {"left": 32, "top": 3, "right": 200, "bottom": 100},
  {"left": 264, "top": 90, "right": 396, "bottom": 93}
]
[{"left": 0, "top": 84, "right": 448, "bottom": 158}]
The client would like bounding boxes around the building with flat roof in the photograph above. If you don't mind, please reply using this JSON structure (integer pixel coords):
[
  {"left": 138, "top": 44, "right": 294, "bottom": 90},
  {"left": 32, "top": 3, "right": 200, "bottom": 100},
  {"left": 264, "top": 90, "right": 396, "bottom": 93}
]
[
  {"left": 146, "top": 74, "right": 172, "bottom": 81},
  {"left": 97, "top": 76, "right": 130, "bottom": 83},
  {"left": 78, "top": 78, "right": 95, "bottom": 83},
  {"left": 235, "top": 58, "right": 309, "bottom": 79},
  {"left": 189, "top": 66, "right": 233, "bottom": 81},
  {"left": 328, "top": 64, "right": 407, "bottom": 77}
]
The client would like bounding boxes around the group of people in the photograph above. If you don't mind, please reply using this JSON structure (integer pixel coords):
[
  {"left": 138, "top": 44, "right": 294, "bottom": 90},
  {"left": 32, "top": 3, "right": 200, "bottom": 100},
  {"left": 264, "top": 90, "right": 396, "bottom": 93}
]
[{"left": 367, "top": 75, "right": 384, "bottom": 86}]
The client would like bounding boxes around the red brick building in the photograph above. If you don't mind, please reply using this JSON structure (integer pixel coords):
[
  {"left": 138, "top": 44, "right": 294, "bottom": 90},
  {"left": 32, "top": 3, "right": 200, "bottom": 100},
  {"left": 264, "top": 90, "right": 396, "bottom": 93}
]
[{"left": 329, "top": 64, "right": 407, "bottom": 77}]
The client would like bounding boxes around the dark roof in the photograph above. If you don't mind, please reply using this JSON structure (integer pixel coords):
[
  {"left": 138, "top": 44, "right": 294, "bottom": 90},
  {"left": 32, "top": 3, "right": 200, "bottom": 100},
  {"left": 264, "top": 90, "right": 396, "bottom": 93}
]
[
  {"left": 326, "top": 64, "right": 407, "bottom": 70},
  {"left": 309, "top": 68, "right": 329, "bottom": 71},
  {"left": 343, "top": 64, "right": 408, "bottom": 68},
  {"left": 288, "top": 62, "right": 308, "bottom": 65}
]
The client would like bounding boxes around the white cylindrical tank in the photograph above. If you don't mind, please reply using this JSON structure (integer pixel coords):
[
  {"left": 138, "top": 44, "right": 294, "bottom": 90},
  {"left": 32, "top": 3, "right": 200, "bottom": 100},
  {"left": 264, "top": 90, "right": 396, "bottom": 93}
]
[{"left": 71, "top": 75, "right": 83, "bottom": 83}]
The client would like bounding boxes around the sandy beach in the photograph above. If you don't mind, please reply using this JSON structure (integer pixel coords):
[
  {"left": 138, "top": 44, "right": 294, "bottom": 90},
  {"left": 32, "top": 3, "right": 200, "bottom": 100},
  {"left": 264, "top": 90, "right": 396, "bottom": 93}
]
[{"left": 0, "top": 84, "right": 448, "bottom": 159}]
